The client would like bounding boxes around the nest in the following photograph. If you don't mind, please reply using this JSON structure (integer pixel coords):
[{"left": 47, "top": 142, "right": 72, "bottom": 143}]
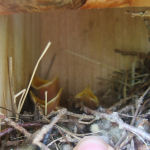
[{"left": 1, "top": 43, "right": 150, "bottom": 150}]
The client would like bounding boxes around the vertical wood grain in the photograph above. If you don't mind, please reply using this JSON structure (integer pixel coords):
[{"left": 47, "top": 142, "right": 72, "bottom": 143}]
[
  {"left": 0, "top": 13, "right": 41, "bottom": 115},
  {"left": 0, "top": 8, "right": 150, "bottom": 115},
  {"left": 40, "top": 8, "right": 150, "bottom": 97}
]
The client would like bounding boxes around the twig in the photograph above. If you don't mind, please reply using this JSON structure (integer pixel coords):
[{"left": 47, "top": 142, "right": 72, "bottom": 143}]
[
  {"left": 45, "top": 53, "right": 56, "bottom": 79},
  {"left": 118, "top": 119, "right": 149, "bottom": 149},
  {"left": 14, "top": 89, "right": 26, "bottom": 116},
  {"left": 114, "top": 49, "right": 147, "bottom": 59},
  {"left": 19, "top": 41, "right": 51, "bottom": 114},
  {"left": 55, "top": 125, "right": 81, "bottom": 141},
  {"left": 32, "top": 108, "right": 66, "bottom": 148},
  {"left": 131, "top": 86, "right": 150, "bottom": 125},
  {"left": 0, "top": 106, "right": 34, "bottom": 119},
  {"left": 8, "top": 57, "right": 17, "bottom": 115},
  {"left": 130, "top": 11, "right": 150, "bottom": 18},
  {"left": 0, "top": 122, "right": 41, "bottom": 138},
  {"left": 65, "top": 50, "right": 122, "bottom": 73},
  {"left": 131, "top": 59, "right": 136, "bottom": 87},
  {"left": 118, "top": 105, "right": 134, "bottom": 114},
  {"left": 116, "top": 87, "right": 150, "bottom": 149},
  {"left": 108, "top": 95, "right": 135, "bottom": 111},
  {"left": 123, "top": 71, "right": 127, "bottom": 98},
  {"left": 56, "top": 124, "right": 102, "bottom": 139},
  {"left": 51, "top": 135, "right": 59, "bottom": 150},
  {"left": 0, "top": 106, "right": 18, "bottom": 114},
  {"left": 66, "top": 111, "right": 94, "bottom": 120},
  {"left": 14, "top": 89, "right": 26, "bottom": 105},
  {"left": 0, "top": 112, "right": 31, "bottom": 138},
  {"left": 6, "top": 140, "right": 24, "bottom": 147},
  {"left": 130, "top": 139, "right": 135, "bottom": 150},
  {"left": 133, "top": 132, "right": 149, "bottom": 150},
  {"left": 78, "top": 118, "right": 96, "bottom": 125},
  {"left": 115, "top": 130, "right": 127, "bottom": 148},
  {"left": 47, "top": 137, "right": 64, "bottom": 147},
  {"left": 84, "top": 107, "right": 150, "bottom": 141},
  {"left": 139, "top": 98, "right": 150, "bottom": 114},
  {"left": 45, "top": 91, "right": 48, "bottom": 115},
  {"left": 56, "top": 127, "right": 72, "bottom": 147}
]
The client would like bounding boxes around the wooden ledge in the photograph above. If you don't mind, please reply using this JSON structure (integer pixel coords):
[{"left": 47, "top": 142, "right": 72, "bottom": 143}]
[
  {"left": 82, "top": 0, "right": 150, "bottom": 9},
  {"left": 0, "top": 0, "right": 150, "bottom": 14}
]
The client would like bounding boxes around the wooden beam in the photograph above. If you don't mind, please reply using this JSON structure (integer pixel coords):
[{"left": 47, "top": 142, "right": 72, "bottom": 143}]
[
  {"left": 131, "top": 0, "right": 150, "bottom": 7},
  {"left": 0, "top": 0, "right": 86, "bottom": 14},
  {"left": 0, "top": 0, "right": 150, "bottom": 14},
  {"left": 82, "top": 0, "right": 150, "bottom": 9}
]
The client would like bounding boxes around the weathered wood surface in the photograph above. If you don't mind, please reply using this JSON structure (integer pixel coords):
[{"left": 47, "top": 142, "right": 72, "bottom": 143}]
[
  {"left": 0, "top": 14, "right": 40, "bottom": 115},
  {"left": 40, "top": 8, "right": 150, "bottom": 98},
  {"left": 0, "top": 8, "right": 149, "bottom": 116},
  {"left": 82, "top": 0, "right": 150, "bottom": 9},
  {"left": 0, "top": 0, "right": 85, "bottom": 14},
  {"left": 0, "top": 0, "right": 150, "bottom": 14}
]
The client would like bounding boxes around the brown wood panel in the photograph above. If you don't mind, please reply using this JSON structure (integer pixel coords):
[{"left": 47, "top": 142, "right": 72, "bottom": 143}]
[
  {"left": 0, "top": 0, "right": 85, "bottom": 14},
  {"left": 40, "top": 8, "right": 150, "bottom": 97},
  {"left": 0, "top": 13, "right": 41, "bottom": 115},
  {"left": 0, "top": 0, "right": 150, "bottom": 14},
  {"left": 82, "top": 0, "right": 150, "bottom": 9}
]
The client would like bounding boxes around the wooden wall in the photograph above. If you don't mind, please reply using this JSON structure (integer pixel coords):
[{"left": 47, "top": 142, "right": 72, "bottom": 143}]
[
  {"left": 0, "top": 8, "right": 150, "bottom": 114},
  {"left": 0, "top": 13, "right": 41, "bottom": 114},
  {"left": 40, "top": 8, "right": 150, "bottom": 97}
]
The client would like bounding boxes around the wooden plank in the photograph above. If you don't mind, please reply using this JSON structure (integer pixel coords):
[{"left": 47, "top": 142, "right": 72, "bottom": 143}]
[
  {"left": 40, "top": 8, "right": 150, "bottom": 98},
  {"left": 0, "top": 0, "right": 150, "bottom": 14},
  {"left": 82, "top": 0, "right": 150, "bottom": 9},
  {"left": 0, "top": 0, "right": 85, "bottom": 14},
  {"left": 0, "top": 14, "right": 41, "bottom": 115},
  {"left": 82, "top": 0, "right": 132, "bottom": 8},
  {"left": 132, "top": 0, "right": 150, "bottom": 7}
]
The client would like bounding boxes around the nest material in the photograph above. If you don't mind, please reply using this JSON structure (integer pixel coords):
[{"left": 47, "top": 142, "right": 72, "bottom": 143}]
[{"left": 1, "top": 51, "right": 150, "bottom": 150}]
